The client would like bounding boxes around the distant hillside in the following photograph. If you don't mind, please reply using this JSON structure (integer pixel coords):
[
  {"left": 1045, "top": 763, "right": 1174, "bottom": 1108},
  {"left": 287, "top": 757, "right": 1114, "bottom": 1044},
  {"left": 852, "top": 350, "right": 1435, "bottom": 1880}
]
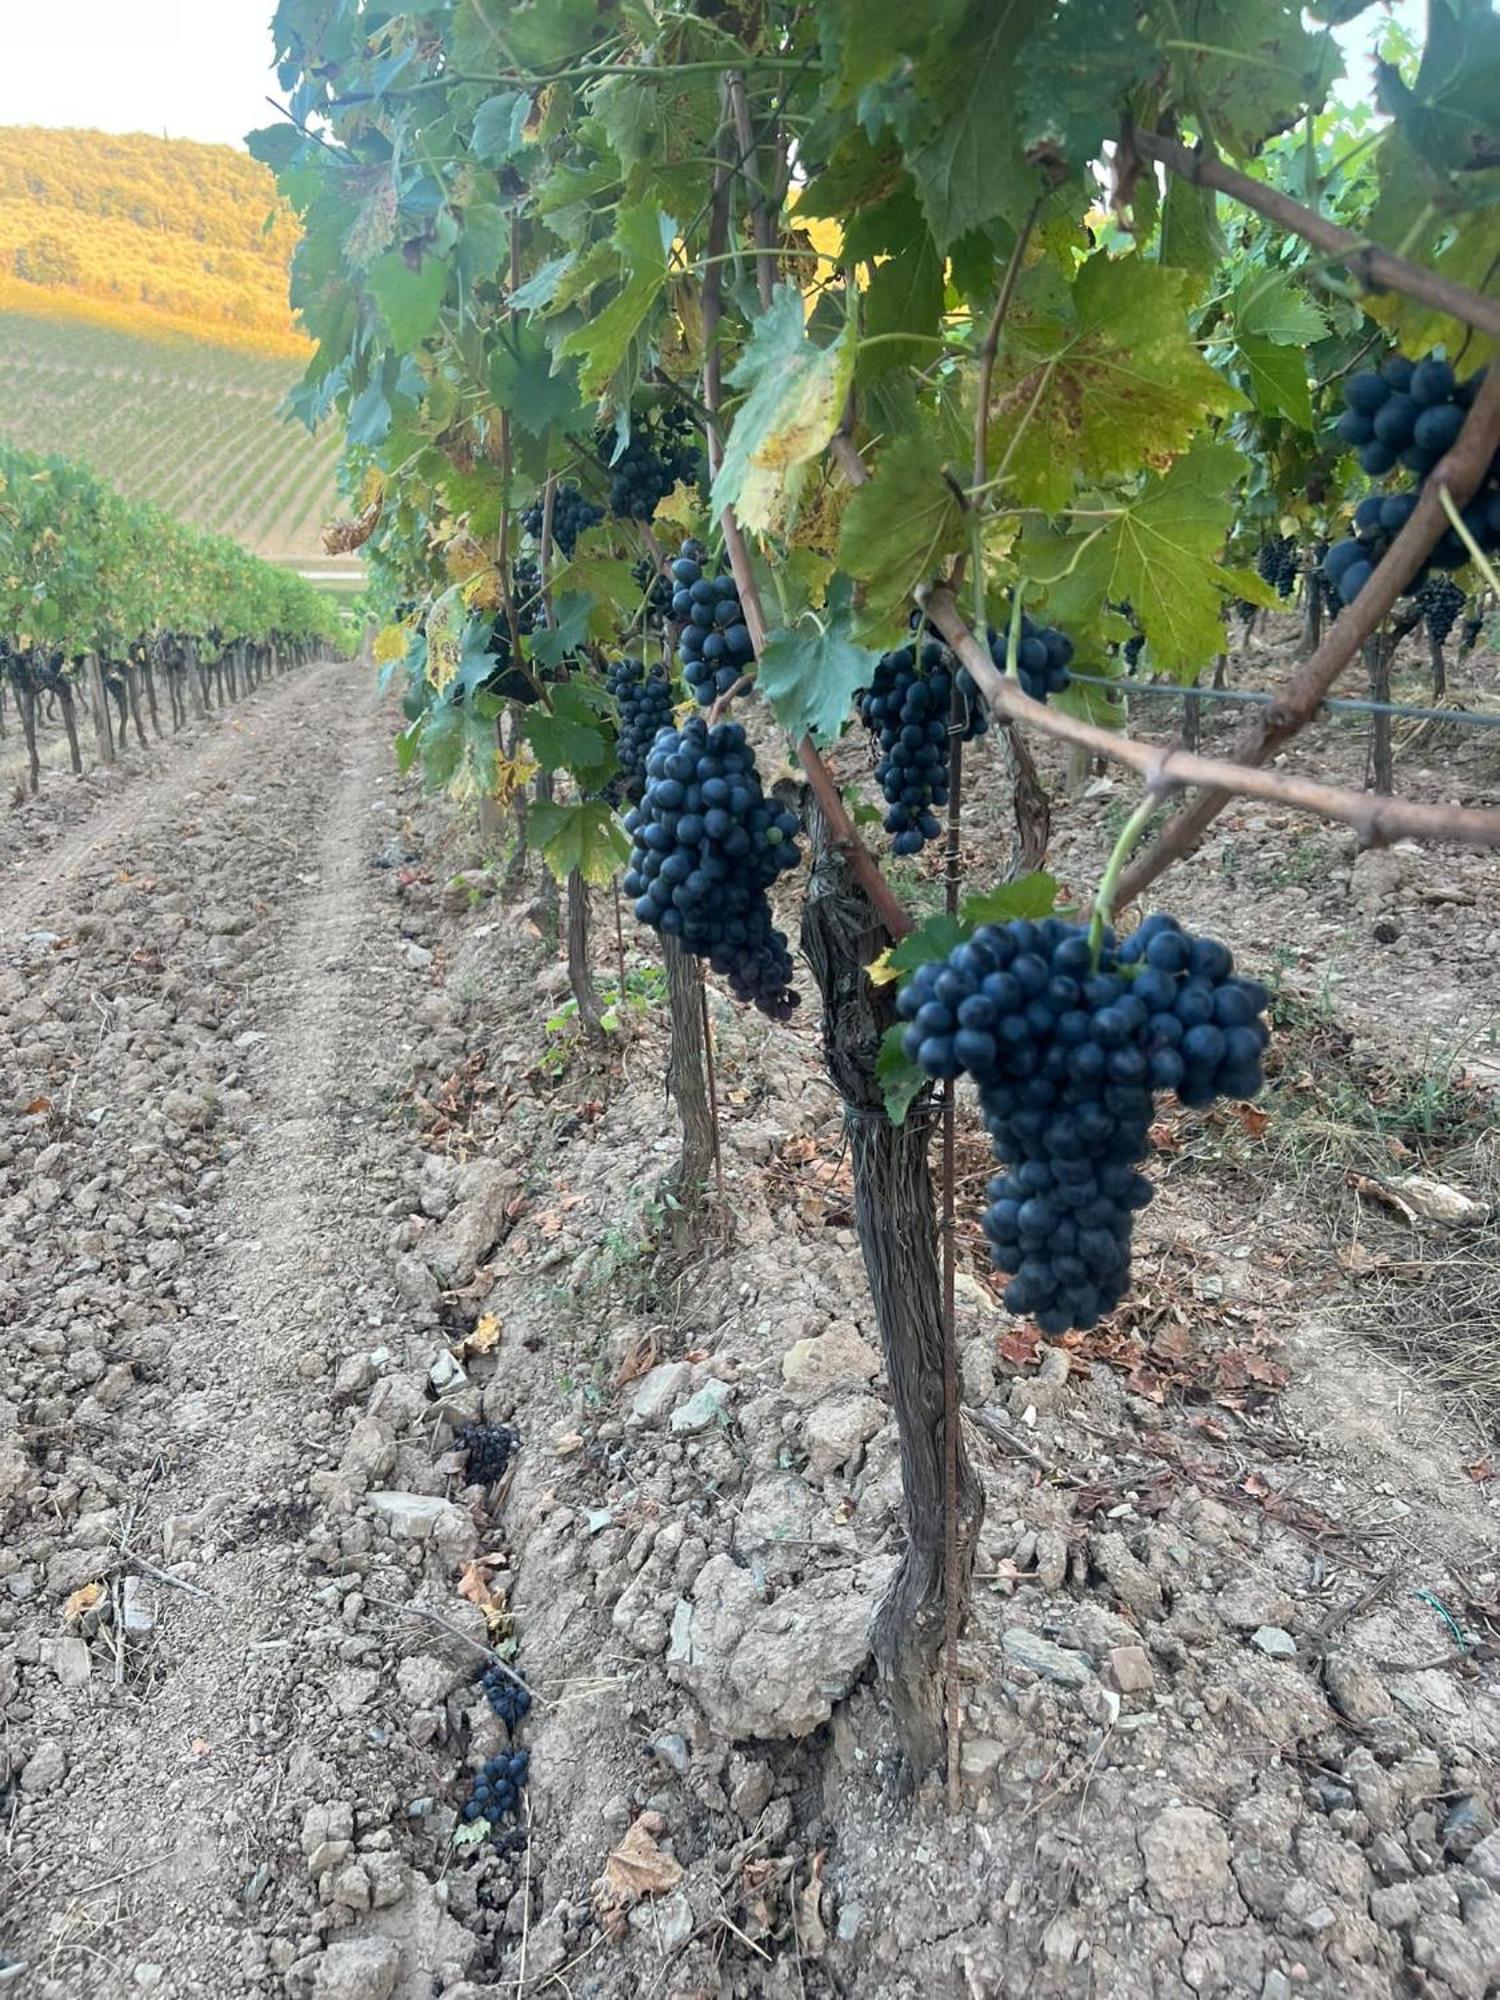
[
  {"left": 0, "top": 127, "right": 306, "bottom": 358},
  {"left": 0, "top": 311, "right": 345, "bottom": 567}
]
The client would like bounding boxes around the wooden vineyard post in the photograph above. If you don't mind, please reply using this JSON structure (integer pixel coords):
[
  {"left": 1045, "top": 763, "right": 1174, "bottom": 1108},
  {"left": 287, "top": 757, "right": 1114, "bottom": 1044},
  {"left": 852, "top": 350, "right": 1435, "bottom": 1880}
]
[
  {"left": 565, "top": 870, "right": 606, "bottom": 1041},
  {"left": 57, "top": 679, "right": 83, "bottom": 774}
]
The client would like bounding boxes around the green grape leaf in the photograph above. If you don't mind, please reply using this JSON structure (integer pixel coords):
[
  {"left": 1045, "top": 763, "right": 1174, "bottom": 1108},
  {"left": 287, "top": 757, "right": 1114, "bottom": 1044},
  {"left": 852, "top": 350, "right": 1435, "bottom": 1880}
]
[
  {"left": 559, "top": 202, "right": 675, "bottom": 396},
  {"left": 1233, "top": 270, "right": 1329, "bottom": 345},
  {"left": 859, "top": 223, "right": 945, "bottom": 376},
  {"left": 1376, "top": 0, "right": 1500, "bottom": 179},
  {"left": 884, "top": 913, "right": 969, "bottom": 978},
  {"left": 1152, "top": 0, "right": 1341, "bottom": 158},
  {"left": 470, "top": 92, "right": 531, "bottom": 165},
  {"left": 1016, "top": 1, "right": 1161, "bottom": 171},
  {"left": 1366, "top": 135, "right": 1500, "bottom": 352},
  {"left": 876, "top": 1023, "right": 930, "bottom": 1127},
  {"left": 711, "top": 286, "right": 856, "bottom": 537},
  {"left": 989, "top": 256, "right": 1244, "bottom": 513},
  {"left": 523, "top": 710, "right": 609, "bottom": 779},
  {"left": 960, "top": 872, "right": 1059, "bottom": 928},
  {"left": 489, "top": 327, "right": 585, "bottom": 438},
  {"left": 1158, "top": 176, "right": 1224, "bottom": 290},
  {"left": 754, "top": 576, "right": 883, "bottom": 746},
  {"left": 367, "top": 250, "right": 449, "bottom": 353},
  {"left": 1019, "top": 442, "right": 1246, "bottom": 679},
  {"left": 527, "top": 593, "right": 594, "bottom": 670},
  {"left": 905, "top": 3, "right": 1049, "bottom": 248},
  {"left": 527, "top": 800, "right": 631, "bottom": 886},
  {"left": 817, "top": 0, "right": 966, "bottom": 97},
  {"left": 838, "top": 428, "right": 966, "bottom": 631},
  {"left": 1220, "top": 565, "right": 1282, "bottom": 610},
  {"left": 508, "top": 253, "right": 576, "bottom": 313},
  {"left": 1235, "top": 333, "right": 1313, "bottom": 429}
]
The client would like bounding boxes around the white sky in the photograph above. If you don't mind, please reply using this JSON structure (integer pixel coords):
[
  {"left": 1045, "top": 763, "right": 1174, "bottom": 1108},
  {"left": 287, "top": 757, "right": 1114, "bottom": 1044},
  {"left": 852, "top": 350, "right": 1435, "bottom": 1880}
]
[
  {"left": 0, "top": 0, "right": 283, "bottom": 150},
  {"left": 0, "top": 0, "right": 1431, "bottom": 153}
]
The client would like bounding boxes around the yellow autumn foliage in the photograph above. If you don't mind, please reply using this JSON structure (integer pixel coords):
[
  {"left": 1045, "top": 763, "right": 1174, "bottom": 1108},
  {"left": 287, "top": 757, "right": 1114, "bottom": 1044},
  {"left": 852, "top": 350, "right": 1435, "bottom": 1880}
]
[{"left": 0, "top": 128, "right": 308, "bottom": 359}]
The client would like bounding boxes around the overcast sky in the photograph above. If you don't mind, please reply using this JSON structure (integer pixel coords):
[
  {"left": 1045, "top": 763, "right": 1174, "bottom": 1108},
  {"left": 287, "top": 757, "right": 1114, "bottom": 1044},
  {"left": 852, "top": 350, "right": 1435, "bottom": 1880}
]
[{"left": 0, "top": 0, "right": 1429, "bottom": 153}]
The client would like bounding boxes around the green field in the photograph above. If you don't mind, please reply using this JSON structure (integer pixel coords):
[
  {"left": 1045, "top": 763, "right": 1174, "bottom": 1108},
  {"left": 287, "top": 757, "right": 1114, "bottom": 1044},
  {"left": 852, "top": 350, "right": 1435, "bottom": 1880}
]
[{"left": 0, "top": 311, "right": 354, "bottom": 576}]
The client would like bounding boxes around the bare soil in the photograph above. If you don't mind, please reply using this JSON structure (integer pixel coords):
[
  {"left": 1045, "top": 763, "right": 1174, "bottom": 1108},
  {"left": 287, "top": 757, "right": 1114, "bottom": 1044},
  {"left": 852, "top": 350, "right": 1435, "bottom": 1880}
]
[{"left": 2, "top": 625, "right": 1497, "bottom": 2000}]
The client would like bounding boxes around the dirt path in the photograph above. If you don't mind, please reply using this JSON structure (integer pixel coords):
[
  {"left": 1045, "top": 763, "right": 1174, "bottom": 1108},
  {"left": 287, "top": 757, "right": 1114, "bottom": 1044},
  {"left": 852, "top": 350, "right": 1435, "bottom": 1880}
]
[{"left": 1, "top": 664, "right": 469, "bottom": 1996}]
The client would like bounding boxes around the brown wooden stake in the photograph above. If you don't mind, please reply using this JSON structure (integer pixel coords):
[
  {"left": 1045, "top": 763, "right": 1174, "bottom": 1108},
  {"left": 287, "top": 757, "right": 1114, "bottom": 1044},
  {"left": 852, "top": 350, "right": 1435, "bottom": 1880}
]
[
  {"left": 942, "top": 686, "right": 964, "bottom": 1813},
  {"left": 699, "top": 980, "right": 725, "bottom": 1204},
  {"left": 613, "top": 877, "right": 628, "bottom": 1016}
]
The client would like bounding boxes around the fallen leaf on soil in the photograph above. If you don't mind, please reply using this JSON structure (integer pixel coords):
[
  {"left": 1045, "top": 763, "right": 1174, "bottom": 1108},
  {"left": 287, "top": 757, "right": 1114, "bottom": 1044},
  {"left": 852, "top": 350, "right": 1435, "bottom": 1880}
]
[
  {"left": 456, "top": 1560, "right": 510, "bottom": 1633},
  {"left": 1229, "top": 1101, "right": 1270, "bottom": 1139},
  {"left": 63, "top": 1582, "right": 103, "bottom": 1623},
  {"left": 997, "top": 1325, "right": 1042, "bottom": 1370},
  {"left": 1351, "top": 1172, "right": 1491, "bottom": 1229},
  {"left": 614, "top": 1334, "right": 660, "bottom": 1389},
  {"left": 796, "top": 1851, "right": 829, "bottom": 1957},
  {"left": 554, "top": 1432, "right": 584, "bottom": 1456},
  {"left": 23, "top": 1097, "right": 52, "bottom": 1116},
  {"left": 1148, "top": 1120, "right": 1181, "bottom": 1153},
  {"left": 1465, "top": 1458, "right": 1493, "bottom": 1483},
  {"left": 453, "top": 1312, "right": 503, "bottom": 1361},
  {"left": 595, "top": 1812, "right": 683, "bottom": 1937}
]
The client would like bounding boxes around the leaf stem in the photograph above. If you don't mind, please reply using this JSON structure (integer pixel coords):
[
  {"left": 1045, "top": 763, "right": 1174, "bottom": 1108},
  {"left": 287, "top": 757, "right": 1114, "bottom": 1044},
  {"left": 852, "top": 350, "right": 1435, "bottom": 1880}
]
[
  {"left": 1439, "top": 486, "right": 1500, "bottom": 597},
  {"left": 1088, "top": 793, "right": 1162, "bottom": 966}
]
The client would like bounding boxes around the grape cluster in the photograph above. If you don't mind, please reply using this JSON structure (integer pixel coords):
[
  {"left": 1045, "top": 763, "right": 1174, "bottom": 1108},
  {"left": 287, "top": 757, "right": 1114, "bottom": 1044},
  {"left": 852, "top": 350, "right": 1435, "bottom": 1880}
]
[
  {"left": 521, "top": 484, "right": 604, "bottom": 557},
  {"left": 858, "top": 640, "right": 988, "bottom": 856},
  {"left": 669, "top": 540, "right": 755, "bottom": 703},
  {"left": 632, "top": 554, "right": 674, "bottom": 619},
  {"left": 1256, "top": 535, "right": 1298, "bottom": 599},
  {"left": 463, "top": 1748, "right": 531, "bottom": 1849},
  {"left": 898, "top": 913, "right": 1269, "bottom": 1334},
  {"left": 456, "top": 1423, "right": 519, "bottom": 1486},
  {"left": 1009, "top": 609, "right": 1075, "bottom": 701},
  {"left": 607, "top": 655, "right": 674, "bottom": 804},
  {"left": 598, "top": 409, "right": 703, "bottom": 519},
  {"left": 622, "top": 715, "right": 801, "bottom": 1019},
  {"left": 1324, "top": 355, "right": 1498, "bottom": 608},
  {"left": 1418, "top": 575, "right": 1465, "bottom": 647},
  {"left": 480, "top": 1665, "right": 533, "bottom": 1730}
]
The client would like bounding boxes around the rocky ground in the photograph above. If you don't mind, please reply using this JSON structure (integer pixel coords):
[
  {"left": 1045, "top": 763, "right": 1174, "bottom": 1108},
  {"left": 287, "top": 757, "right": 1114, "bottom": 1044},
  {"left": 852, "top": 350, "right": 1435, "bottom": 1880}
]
[{"left": 1, "top": 631, "right": 1498, "bottom": 2000}]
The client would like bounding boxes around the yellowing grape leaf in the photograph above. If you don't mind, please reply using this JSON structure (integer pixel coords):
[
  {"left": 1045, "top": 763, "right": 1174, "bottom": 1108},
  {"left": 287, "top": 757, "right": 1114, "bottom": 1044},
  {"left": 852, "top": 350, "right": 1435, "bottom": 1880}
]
[
  {"left": 990, "top": 257, "right": 1245, "bottom": 513},
  {"left": 1018, "top": 442, "right": 1246, "bottom": 679},
  {"left": 711, "top": 285, "right": 856, "bottom": 537},
  {"left": 838, "top": 428, "right": 966, "bottom": 631}
]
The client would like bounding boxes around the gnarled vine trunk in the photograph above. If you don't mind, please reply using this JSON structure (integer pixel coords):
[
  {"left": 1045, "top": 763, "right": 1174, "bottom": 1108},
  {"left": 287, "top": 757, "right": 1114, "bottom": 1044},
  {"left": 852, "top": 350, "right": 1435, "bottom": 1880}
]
[
  {"left": 566, "top": 870, "right": 606, "bottom": 1041},
  {"left": 660, "top": 934, "right": 716, "bottom": 1250},
  {"left": 800, "top": 794, "right": 982, "bottom": 1774}
]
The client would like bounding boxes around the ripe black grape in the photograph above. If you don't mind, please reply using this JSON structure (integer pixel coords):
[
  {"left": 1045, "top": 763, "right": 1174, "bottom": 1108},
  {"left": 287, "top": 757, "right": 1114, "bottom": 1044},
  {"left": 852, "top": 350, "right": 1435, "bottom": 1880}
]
[
  {"left": 1255, "top": 535, "right": 1298, "bottom": 599},
  {"left": 479, "top": 1665, "right": 533, "bottom": 1731},
  {"left": 463, "top": 1747, "right": 532, "bottom": 1842},
  {"left": 521, "top": 484, "right": 604, "bottom": 557},
  {"left": 608, "top": 655, "right": 674, "bottom": 804},
  {"left": 1325, "top": 353, "right": 1498, "bottom": 612},
  {"left": 598, "top": 408, "right": 703, "bottom": 520},
  {"left": 857, "top": 640, "right": 988, "bottom": 856},
  {"left": 669, "top": 539, "right": 755, "bottom": 704},
  {"left": 898, "top": 913, "right": 1269, "bottom": 1334},
  {"left": 457, "top": 1423, "right": 519, "bottom": 1486},
  {"left": 631, "top": 554, "right": 674, "bottom": 619},
  {"left": 622, "top": 714, "right": 801, "bottom": 1019}
]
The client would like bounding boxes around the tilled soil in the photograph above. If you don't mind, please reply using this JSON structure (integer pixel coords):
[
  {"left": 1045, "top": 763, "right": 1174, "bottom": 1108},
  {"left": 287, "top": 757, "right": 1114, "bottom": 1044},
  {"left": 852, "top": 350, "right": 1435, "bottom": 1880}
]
[{"left": 2, "top": 640, "right": 1498, "bottom": 2000}]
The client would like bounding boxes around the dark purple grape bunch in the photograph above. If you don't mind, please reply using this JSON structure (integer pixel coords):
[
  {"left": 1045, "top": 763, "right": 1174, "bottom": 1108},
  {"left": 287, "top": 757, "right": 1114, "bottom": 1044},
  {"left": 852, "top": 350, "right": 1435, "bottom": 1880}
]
[
  {"left": 1324, "top": 355, "right": 1498, "bottom": 611},
  {"left": 858, "top": 640, "right": 988, "bottom": 857},
  {"left": 669, "top": 540, "right": 754, "bottom": 704},
  {"left": 607, "top": 656, "right": 674, "bottom": 804},
  {"left": 898, "top": 913, "right": 1269, "bottom": 1335},
  {"left": 622, "top": 714, "right": 801, "bottom": 1019},
  {"left": 521, "top": 485, "right": 604, "bottom": 556}
]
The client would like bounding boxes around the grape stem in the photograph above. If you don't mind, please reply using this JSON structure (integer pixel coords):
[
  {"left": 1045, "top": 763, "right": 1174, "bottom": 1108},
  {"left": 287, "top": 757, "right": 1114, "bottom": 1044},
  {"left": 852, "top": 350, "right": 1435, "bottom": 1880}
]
[
  {"left": 1088, "top": 792, "right": 1163, "bottom": 968},
  {"left": 1438, "top": 487, "right": 1500, "bottom": 599}
]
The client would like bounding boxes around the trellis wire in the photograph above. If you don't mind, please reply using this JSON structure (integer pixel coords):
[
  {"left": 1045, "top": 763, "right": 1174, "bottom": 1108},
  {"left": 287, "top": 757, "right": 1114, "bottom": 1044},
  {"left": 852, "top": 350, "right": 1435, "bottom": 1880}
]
[{"left": 1065, "top": 670, "right": 1500, "bottom": 731}]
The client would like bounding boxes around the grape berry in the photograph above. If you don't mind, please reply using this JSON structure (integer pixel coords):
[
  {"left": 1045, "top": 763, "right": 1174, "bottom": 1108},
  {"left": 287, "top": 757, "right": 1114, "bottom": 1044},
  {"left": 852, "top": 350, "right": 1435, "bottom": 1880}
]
[
  {"left": 858, "top": 640, "right": 988, "bottom": 856},
  {"left": 1418, "top": 575, "right": 1464, "bottom": 648},
  {"left": 899, "top": 913, "right": 1269, "bottom": 1335},
  {"left": 669, "top": 539, "right": 755, "bottom": 704},
  {"left": 622, "top": 715, "right": 801, "bottom": 1019}
]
